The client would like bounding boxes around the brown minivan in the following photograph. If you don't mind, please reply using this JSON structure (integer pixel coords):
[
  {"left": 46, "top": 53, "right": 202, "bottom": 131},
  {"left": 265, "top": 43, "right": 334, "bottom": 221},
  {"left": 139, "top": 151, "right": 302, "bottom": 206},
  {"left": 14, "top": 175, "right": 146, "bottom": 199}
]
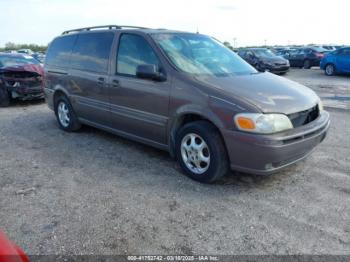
[{"left": 44, "top": 25, "right": 330, "bottom": 183}]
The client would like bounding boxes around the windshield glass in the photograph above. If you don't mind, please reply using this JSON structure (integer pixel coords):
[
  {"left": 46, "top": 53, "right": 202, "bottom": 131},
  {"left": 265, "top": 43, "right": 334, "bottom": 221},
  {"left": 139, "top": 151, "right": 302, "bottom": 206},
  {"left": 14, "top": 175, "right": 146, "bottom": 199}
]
[
  {"left": 0, "top": 55, "right": 40, "bottom": 68},
  {"left": 151, "top": 33, "right": 257, "bottom": 76},
  {"left": 253, "top": 49, "right": 276, "bottom": 58}
]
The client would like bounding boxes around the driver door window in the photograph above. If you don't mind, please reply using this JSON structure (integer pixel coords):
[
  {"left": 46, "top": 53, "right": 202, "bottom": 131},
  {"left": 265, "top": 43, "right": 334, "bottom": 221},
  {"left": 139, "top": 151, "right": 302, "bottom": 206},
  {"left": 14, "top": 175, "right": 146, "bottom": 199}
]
[{"left": 117, "top": 34, "right": 160, "bottom": 76}]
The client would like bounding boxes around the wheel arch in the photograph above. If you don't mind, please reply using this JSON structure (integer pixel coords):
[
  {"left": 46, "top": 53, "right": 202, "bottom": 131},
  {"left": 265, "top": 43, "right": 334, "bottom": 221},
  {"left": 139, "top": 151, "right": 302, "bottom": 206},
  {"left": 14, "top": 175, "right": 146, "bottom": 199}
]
[
  {"left": 325, "top": 62, "right": 336, "bottom": 70},
  {"left": 52, "top": 87, "right": 70, "bottom": 109},
  {"left": 168, "top": 107, "right": 226, "bottom": 158}
]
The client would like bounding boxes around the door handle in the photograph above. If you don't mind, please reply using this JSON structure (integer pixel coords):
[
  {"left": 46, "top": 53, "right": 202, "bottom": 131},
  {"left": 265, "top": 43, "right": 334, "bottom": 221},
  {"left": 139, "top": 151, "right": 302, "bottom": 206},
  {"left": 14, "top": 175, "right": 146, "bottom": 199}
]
[
  {"left": 112, "top": 79, "right": 120, "bottom": 88},
  {"left": 97, "top": 77, "right": 105, "bottom": 86}
]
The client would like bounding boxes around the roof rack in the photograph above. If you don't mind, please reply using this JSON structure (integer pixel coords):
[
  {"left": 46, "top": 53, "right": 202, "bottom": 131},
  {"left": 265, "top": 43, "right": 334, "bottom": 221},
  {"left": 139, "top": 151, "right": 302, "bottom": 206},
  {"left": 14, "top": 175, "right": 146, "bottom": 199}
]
[{"left": 62, "top": 25, "right": 149, "bottom": 35}]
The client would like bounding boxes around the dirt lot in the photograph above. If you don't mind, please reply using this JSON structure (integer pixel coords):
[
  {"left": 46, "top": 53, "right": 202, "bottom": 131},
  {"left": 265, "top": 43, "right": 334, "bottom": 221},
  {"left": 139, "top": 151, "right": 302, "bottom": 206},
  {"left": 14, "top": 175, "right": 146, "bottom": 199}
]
[{"left": 0, "top": 69, "right": 349, "bottom": 255}]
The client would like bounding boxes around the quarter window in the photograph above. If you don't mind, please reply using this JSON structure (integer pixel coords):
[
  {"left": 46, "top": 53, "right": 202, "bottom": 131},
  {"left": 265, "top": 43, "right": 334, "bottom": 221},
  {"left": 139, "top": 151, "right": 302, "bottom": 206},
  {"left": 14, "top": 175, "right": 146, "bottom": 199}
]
[
  {"left": 117, "top": 34, "right": 160, "bottom": 76},
  {"left": 45, "top": 35, "right": 77, "bottom": 67},
  {"left": 70, "top": 32, "right": 114, "bottom": 73}
]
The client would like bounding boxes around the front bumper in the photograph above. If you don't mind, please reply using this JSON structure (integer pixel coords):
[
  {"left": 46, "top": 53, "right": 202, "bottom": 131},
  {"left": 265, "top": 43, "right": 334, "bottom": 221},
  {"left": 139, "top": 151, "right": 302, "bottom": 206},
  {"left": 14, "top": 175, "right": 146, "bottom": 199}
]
[
  {"left": 10, "top": 86, "right": 44, "bottom": 100},
  {"left": 222, "top": 111, "right": 330, "bottom": 175},
  {"left": 266, "top": 65, "right": 290, "bottom": 74}
]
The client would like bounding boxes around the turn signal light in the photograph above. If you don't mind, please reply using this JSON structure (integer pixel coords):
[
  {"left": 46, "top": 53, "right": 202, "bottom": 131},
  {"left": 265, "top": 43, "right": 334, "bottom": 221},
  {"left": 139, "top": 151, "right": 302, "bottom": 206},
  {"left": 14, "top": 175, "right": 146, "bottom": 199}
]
[{"left": 236, "top": 117, "right": 256, "bottom": 130}]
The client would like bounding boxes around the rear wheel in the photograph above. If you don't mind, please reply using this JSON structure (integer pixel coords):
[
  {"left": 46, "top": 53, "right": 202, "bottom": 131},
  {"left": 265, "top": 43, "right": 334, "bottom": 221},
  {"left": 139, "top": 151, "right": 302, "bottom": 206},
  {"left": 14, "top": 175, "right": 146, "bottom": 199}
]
[
  {"left": 303, "top": 59, "right": 311, "bottom": 69},
  {"left": 0, "top": 88, "right": 10, "bottom": 107},
  {"left": 54, "top": 95, "right": 81, "bottom": 132},
  {"left": 175, "top": 121, "right": 229, "bottom": 183},
  {"left": 325, "top": 64, "right": 335, "bottom": 76}
]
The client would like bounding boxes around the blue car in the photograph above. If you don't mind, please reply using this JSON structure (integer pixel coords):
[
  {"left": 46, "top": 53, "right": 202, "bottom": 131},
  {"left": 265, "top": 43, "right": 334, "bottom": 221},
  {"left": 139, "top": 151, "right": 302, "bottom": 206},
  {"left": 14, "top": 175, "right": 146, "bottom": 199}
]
[{"left": 320, "top": 47, "right": 350, "bottom": 76}]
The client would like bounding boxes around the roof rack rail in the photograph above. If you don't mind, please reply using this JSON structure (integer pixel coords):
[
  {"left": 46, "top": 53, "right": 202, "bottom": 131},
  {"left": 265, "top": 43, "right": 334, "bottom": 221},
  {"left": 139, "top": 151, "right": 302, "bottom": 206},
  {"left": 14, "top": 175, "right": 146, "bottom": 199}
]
[{"left": 62, "top": 25, "right": 149, "bottom": 35}]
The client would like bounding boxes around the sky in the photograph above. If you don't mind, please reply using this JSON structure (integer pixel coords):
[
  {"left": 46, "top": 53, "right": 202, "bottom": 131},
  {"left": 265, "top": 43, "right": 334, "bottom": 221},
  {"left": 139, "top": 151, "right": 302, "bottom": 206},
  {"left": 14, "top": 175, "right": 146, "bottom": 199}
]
[{"left": 0, "top": 0, "right": 349, "bottom": 47}]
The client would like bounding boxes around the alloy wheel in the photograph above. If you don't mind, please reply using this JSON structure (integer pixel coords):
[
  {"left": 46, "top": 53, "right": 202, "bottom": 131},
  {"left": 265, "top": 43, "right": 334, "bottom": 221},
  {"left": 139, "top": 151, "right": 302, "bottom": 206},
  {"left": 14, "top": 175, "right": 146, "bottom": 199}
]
[
  {"left": 180, "top": 133, "right": 210, "bottom": 174},
  {"left": 57, "top": 101, "right": 70, "bottom": 127}
]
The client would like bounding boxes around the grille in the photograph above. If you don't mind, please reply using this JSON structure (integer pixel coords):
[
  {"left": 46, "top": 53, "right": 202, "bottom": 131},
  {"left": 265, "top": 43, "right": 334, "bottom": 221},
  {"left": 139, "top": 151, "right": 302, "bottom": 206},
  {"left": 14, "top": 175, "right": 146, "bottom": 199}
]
[
  {"left": 5, "top": 78, "right": 42, "bottom": 88},
  {"left": 288, "top": 105, "right": 319, "bottom": 128}
]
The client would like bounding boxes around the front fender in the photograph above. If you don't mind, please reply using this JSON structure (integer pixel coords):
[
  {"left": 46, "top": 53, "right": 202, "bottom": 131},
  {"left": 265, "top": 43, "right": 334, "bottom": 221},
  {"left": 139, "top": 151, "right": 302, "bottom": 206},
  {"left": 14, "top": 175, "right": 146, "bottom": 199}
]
[{"left": 167, "top": 103, "right": 226, "bottom": 157}]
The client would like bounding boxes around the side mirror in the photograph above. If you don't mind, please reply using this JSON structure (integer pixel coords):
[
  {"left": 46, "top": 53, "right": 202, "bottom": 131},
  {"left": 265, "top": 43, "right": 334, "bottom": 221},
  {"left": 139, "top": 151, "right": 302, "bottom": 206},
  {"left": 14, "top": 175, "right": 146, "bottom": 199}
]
[{"left": 136, "top": 64, "right": 165, "bottom": 81}]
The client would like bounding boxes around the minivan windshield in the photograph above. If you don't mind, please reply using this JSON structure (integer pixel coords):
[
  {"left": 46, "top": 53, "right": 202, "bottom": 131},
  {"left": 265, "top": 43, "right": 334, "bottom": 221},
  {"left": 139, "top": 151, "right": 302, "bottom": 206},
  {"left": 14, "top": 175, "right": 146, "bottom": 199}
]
[{"left": 152, "top": 33, "right": 257, "bottom": 76}]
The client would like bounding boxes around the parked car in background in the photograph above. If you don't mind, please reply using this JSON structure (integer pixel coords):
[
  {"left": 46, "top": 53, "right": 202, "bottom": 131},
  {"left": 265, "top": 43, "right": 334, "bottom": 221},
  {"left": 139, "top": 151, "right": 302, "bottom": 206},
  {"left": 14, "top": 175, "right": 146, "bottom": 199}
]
[
  {"left": 274, "top": 48, "right": 295, "bottom": 58},
  {"left": 320, "top": 47, "right": 350, "bottom": 76},
  {"left": 3, "top": 50, "right": 17, "bottom": 54},
  {"left": 320, "top": 45, "right": 337, "bottom": 51},
  {"left": 32, "top": 52, "right": 46, "bottom": 64},
  {"left": 284, "top": 47, "right": 328, "bottom": 69},
  {"left": 44, "top": 25, "right": 329, "bottom": 183},
  {"left": 17, "top": 49, "right": 34, "bottom": 55},
  {"left": 0, "top": 53, "right": 44, "bottom": 106},
  {"left": 238, "top": 48, "right": 290, "bottom": 74}
]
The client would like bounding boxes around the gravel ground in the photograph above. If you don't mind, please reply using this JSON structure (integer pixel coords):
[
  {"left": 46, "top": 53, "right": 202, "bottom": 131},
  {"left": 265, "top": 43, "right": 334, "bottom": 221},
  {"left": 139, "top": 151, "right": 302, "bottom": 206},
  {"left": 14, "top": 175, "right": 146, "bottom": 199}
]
[{"left": 0, "top": 69, "right": 349, "bottom": 255}]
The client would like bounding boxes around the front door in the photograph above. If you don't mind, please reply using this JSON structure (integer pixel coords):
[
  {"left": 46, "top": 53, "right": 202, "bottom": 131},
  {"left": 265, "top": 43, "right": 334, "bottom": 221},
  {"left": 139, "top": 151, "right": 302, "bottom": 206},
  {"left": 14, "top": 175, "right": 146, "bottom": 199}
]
[{"left": 108, "top": 33, "right": 170, "bottom": 145}]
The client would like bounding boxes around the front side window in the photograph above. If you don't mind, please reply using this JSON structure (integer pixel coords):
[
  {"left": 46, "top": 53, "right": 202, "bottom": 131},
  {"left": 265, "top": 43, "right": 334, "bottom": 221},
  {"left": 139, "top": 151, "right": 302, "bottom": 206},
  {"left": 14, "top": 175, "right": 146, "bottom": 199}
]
[
  {"left": 70, "top": 32, "right": 114, "bottom": 73},
  {"left": 151, "top": 33, "right": 256, "bottom": 76},
  {"left": 117, "top": 34, "right": 160, "bottom": 76}
]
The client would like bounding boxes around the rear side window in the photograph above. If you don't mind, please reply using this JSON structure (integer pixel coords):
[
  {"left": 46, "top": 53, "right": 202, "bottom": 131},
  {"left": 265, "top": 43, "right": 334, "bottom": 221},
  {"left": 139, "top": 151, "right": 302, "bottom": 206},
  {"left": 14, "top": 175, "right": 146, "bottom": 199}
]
[
  {"left": 116, "top": 34, "right": 160, "bottom": 76},
  {"left": 45, "top": 35, "right": 77, "bottom": 67},
  {"left": 70, "top": 32, "right": 114, "bottom": 73}
]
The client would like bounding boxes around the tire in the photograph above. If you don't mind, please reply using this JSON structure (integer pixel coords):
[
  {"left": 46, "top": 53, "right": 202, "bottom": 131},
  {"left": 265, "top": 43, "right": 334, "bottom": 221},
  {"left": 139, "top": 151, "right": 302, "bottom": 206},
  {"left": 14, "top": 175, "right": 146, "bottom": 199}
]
[
  {"left": 0, "top": 87, "right": 10, "bottom": 107},
  {"left": 303, "top": 60, "right": 311, "bottom": 69},
  {"left": 54, "top": 95, "right": 81, "bottom": 132},
  {"left": 325, "top": 64, "right": 335, "bottom": 76},
  {"left": 175, "top": 121, "right": 229, "bottom": 183}
]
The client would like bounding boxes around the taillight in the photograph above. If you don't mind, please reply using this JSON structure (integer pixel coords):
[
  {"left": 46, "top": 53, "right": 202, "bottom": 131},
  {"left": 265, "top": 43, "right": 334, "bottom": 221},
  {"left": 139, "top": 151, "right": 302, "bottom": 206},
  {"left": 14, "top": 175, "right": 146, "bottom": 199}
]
[{"left": 316, "top": 52, "right": 324, "bottom": 58}]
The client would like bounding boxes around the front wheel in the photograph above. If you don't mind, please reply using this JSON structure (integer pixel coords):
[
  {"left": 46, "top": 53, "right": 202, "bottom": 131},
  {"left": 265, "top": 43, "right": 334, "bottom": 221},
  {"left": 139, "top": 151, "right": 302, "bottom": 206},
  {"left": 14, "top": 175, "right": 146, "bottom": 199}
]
[
  {"left": 54, "top": 95, "right": 81, "bottom": 132},
  {"left": 303, "top": 59, "right": 311, "bottom": 69},
  {"left": 175, "top": 121, "right": 229, "bottom": 183},
  {"left": 0, "top": 88, "right": 10, "bottom": 107},
  {"left": 325, "top": 64, "right": 335, "bottom": 76}
]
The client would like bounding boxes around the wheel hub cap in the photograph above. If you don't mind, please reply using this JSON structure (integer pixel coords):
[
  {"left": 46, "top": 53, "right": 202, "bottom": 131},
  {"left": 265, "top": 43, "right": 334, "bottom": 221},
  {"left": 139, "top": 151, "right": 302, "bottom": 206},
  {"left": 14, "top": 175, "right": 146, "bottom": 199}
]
[
  {"left": 326, "top": 65, "right": 333, "bottom": 75},
  {"left": 57, "top": 102, "right": 70, "bottom": 127},
  {"left": 181, "top": 133, "right": 210, "bottom": 174}
]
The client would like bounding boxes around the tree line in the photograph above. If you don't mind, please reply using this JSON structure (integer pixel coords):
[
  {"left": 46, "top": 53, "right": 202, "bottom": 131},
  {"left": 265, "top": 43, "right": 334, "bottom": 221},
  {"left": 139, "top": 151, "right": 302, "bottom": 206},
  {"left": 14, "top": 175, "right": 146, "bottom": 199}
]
[{"left": 0, "top": 42, "right": 48, "bottom": 53}]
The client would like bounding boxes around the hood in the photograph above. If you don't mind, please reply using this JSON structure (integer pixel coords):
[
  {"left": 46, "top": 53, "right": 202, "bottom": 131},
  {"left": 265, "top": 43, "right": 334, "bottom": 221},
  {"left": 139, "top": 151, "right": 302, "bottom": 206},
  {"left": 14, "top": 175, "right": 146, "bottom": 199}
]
[
  {"left": 0, "top": 64, "right": 44, "bottom": 77},
  {"left": 194, "top": 72, "right": 319, "bottom": 115}
]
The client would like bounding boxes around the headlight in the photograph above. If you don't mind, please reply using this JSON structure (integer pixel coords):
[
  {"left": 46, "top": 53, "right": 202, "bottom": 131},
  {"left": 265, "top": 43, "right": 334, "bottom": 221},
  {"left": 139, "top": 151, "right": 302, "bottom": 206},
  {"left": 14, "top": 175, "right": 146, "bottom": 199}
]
[
  {"left": 318, "top": 100, "right": 324, "bottom": 111},
  {"left": 234, "top": 113, "right": 293, "bottom": 134}
]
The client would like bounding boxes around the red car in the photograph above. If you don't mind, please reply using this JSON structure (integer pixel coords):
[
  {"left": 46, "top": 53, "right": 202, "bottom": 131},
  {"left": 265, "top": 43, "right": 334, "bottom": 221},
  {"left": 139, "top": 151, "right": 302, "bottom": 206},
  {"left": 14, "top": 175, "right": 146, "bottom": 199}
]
[
  {"left": 0, "top": 231, "right": 29, "bottom": 262},
  {"left": 0, "top": 53, "right": 44, "bottom": 107}
]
